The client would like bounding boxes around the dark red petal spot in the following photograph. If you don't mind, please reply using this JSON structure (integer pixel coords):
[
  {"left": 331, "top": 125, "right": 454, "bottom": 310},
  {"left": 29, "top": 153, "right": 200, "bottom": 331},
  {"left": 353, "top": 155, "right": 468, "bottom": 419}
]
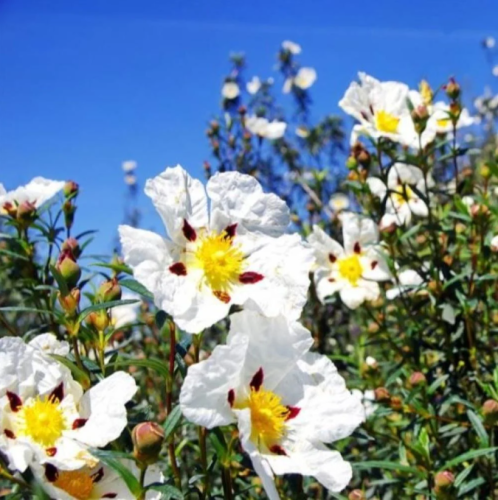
[
  {"left": 169, "top": 262, "right": 187, "bottom": 276},
  {"left": 182, "top": 219, "right": 197, "bottom": 242},
  {"left": 102, "top": 494, "right": 117, "bottom": 499},
  {"left": 224, "top": 223, "right": 237, "bottom": 239},
  {"left": 4, "top": 429, "right": 15, "bottom": 439},
  {"left": 91, "top": 467, "right": 104, "bottom": 483},
  {"left": 239, "top": 272, "right": 264, "bottom": 284},
  {"left": 213, "top": 290, "right": 231, "bottom": 303},
  {"left": 49, "top": 382, "right": 64, "bottom": 403},
  {"left": 371, "top": 261, "right": 378, "bottom": 270},
  {"left": 328, "top": 253, "right": 337, "bottom": 263},
  {"left": 46, "top": 447, "right": 57, "bottom": 457},
  {"left": 250, "top": 367, "right": 264, "bottom": 391},
  {"left": 227, "top": 389, "right": 235, "bottom": 407},
  {"left": 72, "top": 418, "right": 88, "bottom": 430},
  {"left": 328, "top": 278, "right": 336, "bottom": 283},
  {"left": 353, "top": 242, "right": 361, "bottom": 254},
  {"left": 45, "top": 464, "right": 59, "bottom": 482},
  {"left": 286, "top": 406, "right": 301, "bottom": 420},
  {"left": 6, "top": 392, "right": 22, "bottom": 412},
  {"left": 269, "top": 445, "right": 287, "bottom": 456}
]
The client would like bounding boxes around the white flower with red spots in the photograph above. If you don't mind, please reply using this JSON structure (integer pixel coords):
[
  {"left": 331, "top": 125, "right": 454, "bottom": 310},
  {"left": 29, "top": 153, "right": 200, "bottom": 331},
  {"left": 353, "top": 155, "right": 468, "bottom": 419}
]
[
  {"left": 0, "top": 177, "right": 65, "bottom": 215},
  {"left": 308, "top": 213, "right": 390, "bottom": 309},
  {"left": 33, "top": 460, "right": 164, "bottom": 500},
  {"left": 0, "top": 337, "right": 137, "bottom": 473},
  {"left": 180, "top": 311, "right": 364, "bottom": 498},
  {"left": 367, "top": 163, "right": 433, "bottom": 229},
  {"left": 339, "top": 72, "right": 411, "bottom": 145},
  {"left": 119, "top": 166, "right": 313, "bottom": 333}
]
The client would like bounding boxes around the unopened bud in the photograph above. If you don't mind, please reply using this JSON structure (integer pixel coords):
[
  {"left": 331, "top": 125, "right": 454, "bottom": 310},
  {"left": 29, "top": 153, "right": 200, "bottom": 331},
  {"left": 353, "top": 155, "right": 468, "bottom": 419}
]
[
  {"left": 56, "top": 250, "right": 81, "bottom": 288},
  {"left": 63, "top": 181, "right": 79, "bottom": 198},
  {"left": 409, "top": 372, "right": 427, "bottom": 388},
  {"left": 357, "top": 150, "right": 371, "bottom": 168},
  {"left": 238, "top": 105, "right": 247, "bottom": 115},
  {"left": 444, "top": 78, "right": 460, "bottom": 100},
  {"left": 368, "top": 322, "right": 380, "bottom": 334},
  {"left": 390, "top": 396, "right": 403, "bottom": 411},
  {"left": 482, "top": 399, "right": 498, "bottom": 424},
  {"left": 58, "top": 288, "right": 81, "bottom": 316},
  {"left": 411, "top": 105, "right": 429, "bottom": 134},
  {"left": 132, "top": 422, "right": 165, "bottom": 465},
  {"left": 210, "top": 120, "right": 219, "bottom": 133},
  {"left": 434, "top": 471, "right": 455, "bottom": 493},
  {"left": 86, "top": 310, "right": 110, "bottom": 331},
  {"left": 2, "top": 202, "right": 17, "bottom": 218},
  {"left": 348, "top": 490, "right": 365, "bottom": 500},
  {"left": 62, "top": 238, "right": 81, "bottom": 258},
  {"left": 374, "top": 387, "right": 390, "bottom": 403},
  {"left": 63, "top": 201, "right": 77, "bottom": 230},
  {"left": 98, "top": 278, "right": 122, "bottom": 302},
  {"left": 480, "top": 163, "right": 492, "bottom": 179},
  {"left": 346, "top": 156, "right": 358, "bottom": 170},
  {"left": 16, "top": 201, "right": 37, "bottom": 225}
]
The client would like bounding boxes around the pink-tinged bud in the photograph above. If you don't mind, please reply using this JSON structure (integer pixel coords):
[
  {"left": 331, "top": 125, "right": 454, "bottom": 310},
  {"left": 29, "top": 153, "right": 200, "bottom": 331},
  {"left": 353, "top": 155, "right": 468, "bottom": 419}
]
[
  {"left": 482, "top": 399, "right": 498, "bottom": 424},
  {"left": 58, "top": 288, "right": 81, "bottom": 316},
  {"left": 2, "top": 202, "right": 17, "bottom": 218},
  {"left": 62, "top": 238, "right": 81, "bottom": 259},
  {"left": 348, "top": 490, "right": 365, "bottom": 500},
  {"left": 238, "top": 105, "right": 247, "bottom": 115},
  {"left": 86, "top": 310, "right": 109, "bottom": 331},
  {"left": 444, "top": 78, "right": 460, "bottom": 100},
  {"left": 132, "top": 422, "right": 165, "bottom": 465},
  {"left": 409, "top": 372, "right": 427, "bottom": 388},
  {"left": 210, "top": 120, "right": 219, "bottom": 133},
  {"left": 63, "top": 181, "right": 79, "bottom": 198},
  {"left": 434, "top": 471, "right": 455, "bottom": 495},
  {"left": 16, "top": 201, "right": 37, "bottom": 224},
  {"left": 98, "top": 278, "right": 122, "bottom": 302},
  {"left": 56, "top": 250, "right": 81, "bottom": 288},
  {"left": 374, "top": 387, "right": 391, "bottom": 403},
  {"left": 63, "top": 201, "right": 77, "bottom": 230}
]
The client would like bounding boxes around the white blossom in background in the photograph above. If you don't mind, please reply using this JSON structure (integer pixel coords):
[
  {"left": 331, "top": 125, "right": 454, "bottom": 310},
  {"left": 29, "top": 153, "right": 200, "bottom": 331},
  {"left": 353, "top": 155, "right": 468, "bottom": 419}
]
[
  {"left": 429, "top": 101, "right": 475, "bottom": 133},
  {"left": 33, "top": 460, "right": 164, "bottom": 500},
  {"left": 221, "top": 81, "right": 240, "bottom": 100},
  {"left": 0, "top": 177, "right": 65, "bottom": 213},
  {"left": 484, "top": 36, "right": 496, "bottom": 48},
  {"left": 0, "top": 336, "right": 137, "bottom": 473},
  {"left": 119, "top": 166, "right": 313, "bottom": 333},
  {"left": 283, "top": 67, "right": 317, "bottom": 94},
  {"left": 247, "top": 76, "right": 262, "bottom": 95},
  {"left": 493, "top": 66, "right": 498, "bottom": 77},
  {"left": 124, "top": 174, "right": 137, "bottom": 186},
  {"left": 282, "top": 40, "right": 301, "bottom": 54},
  {"left": 122, "top": 160, "right": 137, "bottom": 173},
  {"left": 180, "top": 311, "right": 364, "bottom": 499},
  {"left": 295, "top": 126, "right": 310, "bottom": 138},
  {"left": 352, "top": 389, "right": 377, "bottom": 419},
  {"left": 110, "top": 292, "right": 141, "bottom": 329},
  {"left": 367, "top": 163, "right": 433, "bottom": 229},
  {"left": 245, "top": 116, "right": 287, "bottom": 140},
  {"left": 386, "top": 269, "right": 424, "bottom": 300},
  {"left": 491, "top": 235, "right": 498, "bottom": 252},
  {"left": 328, "top": 193, "right": 350, "bottom": 213},
  {"left": 308, "top": 213, "right": 390, "bottom": 309}
]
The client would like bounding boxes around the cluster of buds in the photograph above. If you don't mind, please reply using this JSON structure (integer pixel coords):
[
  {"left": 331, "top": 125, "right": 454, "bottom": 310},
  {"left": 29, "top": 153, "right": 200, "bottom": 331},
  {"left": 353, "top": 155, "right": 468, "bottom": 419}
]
[
  {"left": 2, "top": 200, "right": 37, "bottom": 229},
  {"left": 62, "top": 181, "right": 79, "bottom": 233},
  {"left": 347, "top": 141, "right": 371, "bottom": 170},
  {"left": 443, "top": 78, "right": 462, "bottom": 128},
  {"left": 132, "top": 421, "right": 165, "bottom": 466}
]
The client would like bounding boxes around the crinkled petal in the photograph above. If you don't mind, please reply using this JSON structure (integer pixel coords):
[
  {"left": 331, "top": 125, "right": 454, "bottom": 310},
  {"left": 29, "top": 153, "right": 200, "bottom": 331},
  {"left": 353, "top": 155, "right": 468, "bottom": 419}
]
[{"left": 341, "top": 213, "right": 379, "bottom": 253}]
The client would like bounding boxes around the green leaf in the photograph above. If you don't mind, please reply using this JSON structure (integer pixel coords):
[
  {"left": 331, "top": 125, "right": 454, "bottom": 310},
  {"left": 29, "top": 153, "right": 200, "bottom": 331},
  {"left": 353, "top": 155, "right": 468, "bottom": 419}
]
[
  {"left": 0, "top": 248, "right": 29, "bottom": 261},
  {"left": 78, "top": 299, "right": 139, "bottom": 322},
  {"left": 163, "top": 405, "right": 182, "bottom": 440},
  {"left": 466, "top": 410, "right": 489, "bottom": 447},
  {"left": 0, "top": 306, "right": 56, "bottom": 316},
  {"left": 155, "top": 310, "right": 168, "bottom": 329},
  {"left": 92, "top": 262, "right": 132, "bottom": 275},
  {"left": 50, "top": 354, "right": 91, "bottom": 390},
  {"left": 442, "top": 447, "right": 498, "bottom": 468},
  {"left": 114, "top": 357, "right": 171, "bottom": 382},
  {"left": 147, "top": 483, "right": 184, "bottom": 499},
  {"left": 454, "top": 463, "right": 474, "bottom": 488},
  {"left": 457, "top": 477, "right": 486, "bottom": 496},
  {"left": 427, "top": 374, "right": 449, "bottom": 395},
  {"left": 120, "top": 279, "right": 154, "bottom": 300},
  {"left": 353, "top": 461, "right": 423, "bottom": 476},
  {"left": 50, "top": 264, "right": 69, "bottom": 297},
  {"left": 209, "top": 427, "right": 228, "bottom": 461},
  {"left": 91, "top": 449, "right": 141, "bottom": 497}
]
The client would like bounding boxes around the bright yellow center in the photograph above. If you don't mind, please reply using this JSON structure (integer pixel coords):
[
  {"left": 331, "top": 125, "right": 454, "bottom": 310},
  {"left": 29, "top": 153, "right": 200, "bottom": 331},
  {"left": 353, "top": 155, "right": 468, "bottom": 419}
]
[
  {"left": 392, "top": 184, "right": 414, "bottom": 205},
  {"left": 419, "top": 80, "right": 433, "bottom": 105},
  {"left": 53, "top": 470, "right": 94, "bottom": 500},
  {"left": 19, "top": 397, "right": 66, "bottom": 447},
  {"left": 238, "top": 387, "right": 289, "bottom": 448},
  {"left": 436, "top": 118, "right": 450, "bottom": 129},
  {"left": 193, "top": 232, "right": 244, "bottom": 291},
  {"left": 338, "top": 254, "right": 363, "bottom": 285},
  {"left": 375, "top": 110, "right": 400, "bottom": 134}
]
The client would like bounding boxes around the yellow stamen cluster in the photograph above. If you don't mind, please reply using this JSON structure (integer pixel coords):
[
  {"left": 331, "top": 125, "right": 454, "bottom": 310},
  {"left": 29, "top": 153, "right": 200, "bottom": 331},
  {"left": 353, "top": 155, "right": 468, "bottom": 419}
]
[
  {"left": 419, "top": 80, "right": 433, "bottom": 105},
  {"left": 375, "top": 110, "right": 400, "bottom": 134},
  {"left": 53, "top": 470, "right": 94, "bottom": 500},
  {"left": 392, "top": 184, "right": 415, "bottom": 205},
  {"left": 338, "top": 254, "right": 363, "bottom": 285}
]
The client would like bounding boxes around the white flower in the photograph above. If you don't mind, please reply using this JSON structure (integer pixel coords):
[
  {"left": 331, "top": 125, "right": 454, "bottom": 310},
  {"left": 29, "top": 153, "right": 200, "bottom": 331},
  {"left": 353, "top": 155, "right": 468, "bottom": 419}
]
[
  {"left": 247, "top": 76, "right": 261, "bottom": 95},
  {"left": 441, "top": 304, "right": 456, "bottom": 325},
  {"left": 28, "top": 333, "right": 70, "bottom": 356},
  {"left": 0, "top": 337, "right": 137, "bottom": 472},
  {"left": 33, "top": 460, "right": 163, "bottom": 500},
  {"left": 295, "top": 126, "right": 310, "bottom": 138},
  {"left": 245, "top": 116, "right": 287, "bottom": 139},
  {"left": 122, "top": 160, "right": 137, "bottom": 173},
  {"left": 365, "top": 356, "right": 377, "bottom": 367},
  {"left": 283, "top": 68, "right": 317, "bottom": 94},
  {"left": 386, "top": 269, "right": 424, "bottom": 300},
  {"left": 352, "top": 389, "right": 377, "bottom": 419},
  {"left": 367, "top": 163, "right": 433, "bottom": 228},
  {"left": 180, "top": 310, "right": 364, "bottom": 498},
  {"left": 485, "top": 36, "right": 496, "bottom": 48},
  {"left": 308, "top": 213, "right": 390, "bottom": 309},
  {"left": 282, "top": 40, "right": 301, "bottom": 54},
  {"left": 428, "top": 101, "right": 475, "bottom": 133},
  {"left": 339, "top": 72, "right": 411, "bottom": 144},
  {"left": 110, "top": 292, "right": 141, "bottom": 329},
  {"left": 0, "top": 177, "right": 64, "bottom": 214},
  {"left": 462, "top": 195, "right": 475, "bottom": 209},
  {"left": 119, "top": 166, "right": 313, "bottom": 333},
  {"left": 491, "top": 235, "right": 498, "bottom": 252},
  {"left": 493, "top": 66, "right": 498, "bottom": 77},
  {"left": 222, "top": 81, "right": 240, "bottom": 100},
  {"left": 328, "top": 193, "right": 350, "bottom": 212}
]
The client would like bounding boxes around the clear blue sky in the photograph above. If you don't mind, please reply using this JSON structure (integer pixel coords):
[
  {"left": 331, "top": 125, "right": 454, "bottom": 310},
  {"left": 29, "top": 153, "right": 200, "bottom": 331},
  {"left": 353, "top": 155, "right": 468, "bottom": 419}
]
[{"left": 1, "top": 0, "right": 497, "bottom": 254}]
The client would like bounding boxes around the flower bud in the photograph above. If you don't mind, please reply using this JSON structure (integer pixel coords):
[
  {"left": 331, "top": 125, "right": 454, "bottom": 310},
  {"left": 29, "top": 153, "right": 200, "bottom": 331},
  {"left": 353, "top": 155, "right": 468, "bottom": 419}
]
[
  {"left": 390, "top": 396, "right": 403, "bottom": 411},
  {"left": 63, "top": 181, "right": 79, "bottom": 198},
  {"left": 434, "top": 471, "right": 455, "bottom": 494},
  {"left": 374, "top": 387, "right": 390, "bottom": 403},
  {"left": 480, "top": 163, "right": 492, "bottom": 179},
  {"left": 346, "top": 156, "right": 358, "bottom": 170},
  {"left": 62, "top": 238, "right": 81, "bottom": 259},
  {"left": 58, "top": 288, "right": 81, "bottom": 316},
  {"left": 2, "top": 202, "right": 17, "bottom": 218},
  {"left": 482, "top": 399, "right": 498, "bottom": 424},
  {"left": 56, "top": 250, "right": 81, "bottom": 288},
  {"left": 409, "top": 372, "right": 427, "bottom": 388},
  {"left": 132, "top": 422, "right": 165, "bottom": 465},
  {"left": 357, "top": 150, "right": 371, "bottom": 168},
  {"left": 63, "top": 201, "right": 77, "bottom": 230},
  {"left": 238, "top": 105, "right": 247, "bottom": 115},
  {"left": 411, "top": 105, "right": 429, "bottom": 134},
  {"left": 444, "top": 78, "right": 460, "bottom": 100},
  {"left": 17, "top": 201, "right": 37, "bottom": 225},
  {"left": 348, "top": 490, "right": 365, "bottom": 500},
  {"left": 86, "top": 310, "right": 110, "bottom": 331},
  {"left": 98, "top": 278, "right": 122, "bottom": 302}
]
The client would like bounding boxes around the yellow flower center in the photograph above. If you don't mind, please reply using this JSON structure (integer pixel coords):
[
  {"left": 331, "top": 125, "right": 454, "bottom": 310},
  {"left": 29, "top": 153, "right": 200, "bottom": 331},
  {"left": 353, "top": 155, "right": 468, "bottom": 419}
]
[
  {"left": 19, "top": 397, "right": 66, "bottom": 447},
  {"left": 53, "top": 470, "right": 94, "bottom": 500},
  {"left": 238, "top": 387, "right": 289, "bottom": 448},
  {"left": 436, "top": 117, "right": 450, "bottom": 129},
  {"left": 374, "top": 110, "right": 400, "bottom": 134},
  {"left": 338, "top": 254, "right": 363, "bottom": 285},
  {"left": 193, "top": 232, "right": 244, "bottom": 291},
  {"left": 392, "top": 184, "right": 414, "bottom": 205}
]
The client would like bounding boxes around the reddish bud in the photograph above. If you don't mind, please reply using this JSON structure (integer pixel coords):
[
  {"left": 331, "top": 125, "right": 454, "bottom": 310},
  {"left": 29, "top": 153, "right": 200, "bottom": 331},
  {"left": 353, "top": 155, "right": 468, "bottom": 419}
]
[
  {"left": 62, "top": 238, "right": 81, "bottom": 258},
  {"left": 132, "top": 422, "right": 165, "bottom": 465},
  {"left": 374, "top": 387, "right": 390, "bottom": 403},
  {"left": 482, "top": 399, "right": 498, "bottom": 424},
  {"left": 16, "top": 201, "right": 37, "bottom": 224},
  {"left": 434, "top": 471, "right": 455, "bottom": 495},
  {"left": 409, "top": 372, "right": 427, "bottom": 388},
  {"left": 63, "top": 181, "right": 79, "bottom": 198},
  {"left": 444, "top": 78, "right": 460, "bottom": 100},
  {"left": 348, "top": 490, "right": 365, "bottom": 500}
]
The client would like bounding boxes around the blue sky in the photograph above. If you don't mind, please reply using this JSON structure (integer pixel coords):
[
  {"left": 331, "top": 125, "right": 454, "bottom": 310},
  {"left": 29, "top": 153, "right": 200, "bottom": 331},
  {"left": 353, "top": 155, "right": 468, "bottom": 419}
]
[{"left": 1, "top": 0, "right": 498, "bottom": 254}]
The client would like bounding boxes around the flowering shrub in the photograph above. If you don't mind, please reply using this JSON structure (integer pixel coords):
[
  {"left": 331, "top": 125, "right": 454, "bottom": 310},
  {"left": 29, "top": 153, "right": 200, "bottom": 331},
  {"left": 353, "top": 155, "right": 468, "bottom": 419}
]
[{"left": 1, "top": 40, "right": 498, "bottom": 500}]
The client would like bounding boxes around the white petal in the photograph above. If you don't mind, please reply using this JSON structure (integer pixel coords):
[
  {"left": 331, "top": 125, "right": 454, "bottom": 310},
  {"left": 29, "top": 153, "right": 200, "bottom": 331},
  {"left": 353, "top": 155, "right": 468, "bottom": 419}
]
[
  {"left": 0, "top": 177, "right": 64, "bottom": 209},
  {"left": 341, "top": 213, "right": 379, "bottom": 253},
  {"left": 366, "top": 177, "right": 387, "bottom": 198},
  {"left": 361, "top": 248, "right": 391, "bottom": 281},
  {"left": 308, "top": 225, "right": 344, "bottom": 267},
  {"left": 28, "top": 333, "right": 69, "bottom": 356}
]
